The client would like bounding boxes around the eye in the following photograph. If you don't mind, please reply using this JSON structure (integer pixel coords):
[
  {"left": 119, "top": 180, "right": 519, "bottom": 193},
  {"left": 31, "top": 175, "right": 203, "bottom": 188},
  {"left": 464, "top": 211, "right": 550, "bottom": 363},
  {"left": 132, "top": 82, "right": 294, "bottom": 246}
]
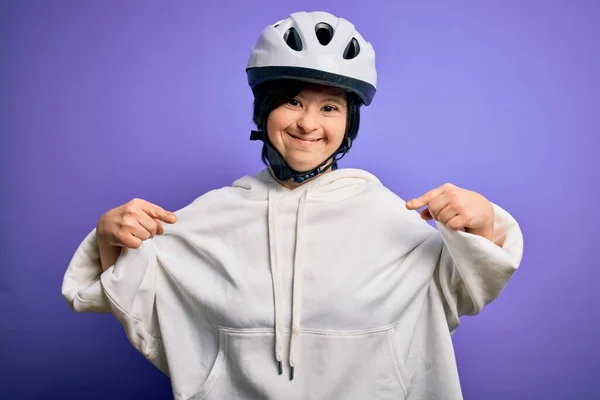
[
  {"left": 322, "top": 105, "right": 337, "bottom": 112},
  {"left": 288, "top": 98, "right": 301, "bottom": 107}
]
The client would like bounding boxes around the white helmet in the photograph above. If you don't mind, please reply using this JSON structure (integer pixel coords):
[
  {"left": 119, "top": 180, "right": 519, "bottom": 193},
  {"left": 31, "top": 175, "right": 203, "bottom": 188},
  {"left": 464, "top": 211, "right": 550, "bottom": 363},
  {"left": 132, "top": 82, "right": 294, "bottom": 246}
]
[{"left": 246, "top": 11, "right": 377, "bottom": 105}]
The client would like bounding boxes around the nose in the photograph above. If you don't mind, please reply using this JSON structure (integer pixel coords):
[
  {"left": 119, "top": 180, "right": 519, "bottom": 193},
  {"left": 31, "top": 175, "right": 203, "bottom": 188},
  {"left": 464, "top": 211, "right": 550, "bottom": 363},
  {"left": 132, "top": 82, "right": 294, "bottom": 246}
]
[{"left": 296, "top": 109, "right": 319, "bottom": 133}]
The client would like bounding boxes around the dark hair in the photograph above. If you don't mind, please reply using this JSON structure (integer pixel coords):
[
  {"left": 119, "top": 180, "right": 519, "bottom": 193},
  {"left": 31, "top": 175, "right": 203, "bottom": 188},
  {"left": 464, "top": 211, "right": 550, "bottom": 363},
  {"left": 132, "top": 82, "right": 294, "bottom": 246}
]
[{"left": 251, "top": 79, "right": 362, "bottom": 166}]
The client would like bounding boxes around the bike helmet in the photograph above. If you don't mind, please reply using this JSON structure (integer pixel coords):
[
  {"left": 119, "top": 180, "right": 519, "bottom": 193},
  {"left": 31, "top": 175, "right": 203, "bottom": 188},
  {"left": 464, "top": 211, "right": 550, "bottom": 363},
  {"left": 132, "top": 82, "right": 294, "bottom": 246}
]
[{"left": 246, "top": 11, "right": 378, "bottom": 182}]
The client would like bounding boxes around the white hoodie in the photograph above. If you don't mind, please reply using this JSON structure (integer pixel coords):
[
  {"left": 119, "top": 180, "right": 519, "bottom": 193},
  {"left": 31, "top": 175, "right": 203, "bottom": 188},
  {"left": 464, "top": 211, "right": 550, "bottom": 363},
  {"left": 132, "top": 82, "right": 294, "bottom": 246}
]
[{"left": 62, "top": 168, "right": 523, "bottom": 400}]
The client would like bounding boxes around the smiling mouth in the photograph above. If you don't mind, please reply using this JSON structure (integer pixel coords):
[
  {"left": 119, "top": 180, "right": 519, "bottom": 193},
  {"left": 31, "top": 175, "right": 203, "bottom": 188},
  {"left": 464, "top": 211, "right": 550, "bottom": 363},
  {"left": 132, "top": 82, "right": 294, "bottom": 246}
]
[{"left": 287, "top": 132, "right": 322, "bottom": 143}]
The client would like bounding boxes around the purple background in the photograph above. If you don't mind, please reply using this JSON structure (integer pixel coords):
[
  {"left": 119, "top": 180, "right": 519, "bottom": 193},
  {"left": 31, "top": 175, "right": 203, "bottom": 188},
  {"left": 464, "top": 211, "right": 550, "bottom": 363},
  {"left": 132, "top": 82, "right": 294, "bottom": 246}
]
[{"left": 1, "top": 1, "right": 598, "bottom": 399}]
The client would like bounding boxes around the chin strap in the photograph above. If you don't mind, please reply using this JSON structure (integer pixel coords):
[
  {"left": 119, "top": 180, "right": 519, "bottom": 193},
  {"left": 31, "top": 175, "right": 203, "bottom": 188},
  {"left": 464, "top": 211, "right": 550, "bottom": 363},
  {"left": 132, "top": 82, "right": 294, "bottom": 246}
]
[{"left": 250, "top": 130, "right": 352, "bottom": 183}]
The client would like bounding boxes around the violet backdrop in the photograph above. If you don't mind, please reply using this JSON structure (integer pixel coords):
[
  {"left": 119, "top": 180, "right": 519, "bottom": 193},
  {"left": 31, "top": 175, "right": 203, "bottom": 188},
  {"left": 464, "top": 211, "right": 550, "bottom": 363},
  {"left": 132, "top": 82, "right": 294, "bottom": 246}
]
[{"left": 1, "top": 1, "right": 598, "bottom": 399}]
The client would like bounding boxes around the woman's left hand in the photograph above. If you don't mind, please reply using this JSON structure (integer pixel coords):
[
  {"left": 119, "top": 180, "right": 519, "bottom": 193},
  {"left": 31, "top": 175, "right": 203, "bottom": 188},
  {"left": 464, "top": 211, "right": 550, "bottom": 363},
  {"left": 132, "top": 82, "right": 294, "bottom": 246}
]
[{"left": 405, "top": 183, "right": 495, "bottom": 241}]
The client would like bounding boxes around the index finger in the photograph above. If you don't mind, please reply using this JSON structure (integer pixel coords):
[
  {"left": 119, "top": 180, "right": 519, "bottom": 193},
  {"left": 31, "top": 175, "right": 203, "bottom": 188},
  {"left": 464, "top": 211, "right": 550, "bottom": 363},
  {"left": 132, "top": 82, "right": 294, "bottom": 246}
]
[
  {"left": 406, "top": 185, "right": 447, "bottom": 210},
  {"left": 140, "top": 201, "right": 177, "bottom": 223}
]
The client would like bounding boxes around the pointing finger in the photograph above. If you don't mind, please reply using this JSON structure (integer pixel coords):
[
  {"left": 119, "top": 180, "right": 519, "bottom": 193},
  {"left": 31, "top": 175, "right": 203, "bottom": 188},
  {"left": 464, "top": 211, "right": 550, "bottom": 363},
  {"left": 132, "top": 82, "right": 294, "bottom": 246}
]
[
  {"left": 141, "top": 202, "right": 177, "bottom": 224},
  {"left": 406, "top": 185, "right": 447, "bottom": 210}
]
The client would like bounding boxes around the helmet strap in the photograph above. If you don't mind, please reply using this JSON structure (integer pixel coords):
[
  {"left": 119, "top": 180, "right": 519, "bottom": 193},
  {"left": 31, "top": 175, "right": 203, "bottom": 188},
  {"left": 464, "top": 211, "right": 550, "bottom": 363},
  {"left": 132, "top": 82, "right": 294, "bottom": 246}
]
[{"left": 249, "top": 127, "right": 352, "bottom": 184}]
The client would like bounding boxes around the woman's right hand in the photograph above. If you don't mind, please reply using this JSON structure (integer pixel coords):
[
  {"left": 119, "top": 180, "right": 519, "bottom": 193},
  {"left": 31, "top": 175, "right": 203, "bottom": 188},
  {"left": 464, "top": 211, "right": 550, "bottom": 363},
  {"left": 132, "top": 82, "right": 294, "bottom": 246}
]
[{"left": 96, "top": 198, "right": 178, "bottom": 250}]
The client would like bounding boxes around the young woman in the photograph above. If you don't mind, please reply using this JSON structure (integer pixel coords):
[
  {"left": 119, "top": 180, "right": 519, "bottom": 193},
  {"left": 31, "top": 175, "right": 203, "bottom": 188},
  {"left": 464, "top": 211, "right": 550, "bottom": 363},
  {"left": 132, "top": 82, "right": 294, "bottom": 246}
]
[{"left": 62, "top": 11, "right": 523, "bottom": 400}]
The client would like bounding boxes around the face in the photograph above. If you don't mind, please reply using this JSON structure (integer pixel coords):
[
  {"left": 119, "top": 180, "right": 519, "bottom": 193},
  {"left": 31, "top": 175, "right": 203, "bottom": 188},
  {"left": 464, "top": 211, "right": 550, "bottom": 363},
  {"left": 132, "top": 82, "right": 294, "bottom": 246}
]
[{"left": 266, "top": 84, "right": 347, "bottom": 174}]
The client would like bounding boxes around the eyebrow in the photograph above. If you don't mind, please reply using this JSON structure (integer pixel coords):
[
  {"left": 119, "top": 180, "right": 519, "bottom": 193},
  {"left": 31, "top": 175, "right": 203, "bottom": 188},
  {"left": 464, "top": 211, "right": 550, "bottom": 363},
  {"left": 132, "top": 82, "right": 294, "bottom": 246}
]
[{"left": 296, "top": 94, "right": 347, "bottom": 107}]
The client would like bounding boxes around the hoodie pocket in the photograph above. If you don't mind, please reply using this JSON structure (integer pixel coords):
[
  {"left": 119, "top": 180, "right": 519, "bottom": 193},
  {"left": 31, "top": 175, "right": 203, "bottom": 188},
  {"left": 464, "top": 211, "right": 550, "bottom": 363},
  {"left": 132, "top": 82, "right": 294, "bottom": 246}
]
[
  {"left": 186, "top": 326, "right": 409, "bottom": 400},
  {"left": 298, "top": 328, "right": 410, "bottom": 399}
]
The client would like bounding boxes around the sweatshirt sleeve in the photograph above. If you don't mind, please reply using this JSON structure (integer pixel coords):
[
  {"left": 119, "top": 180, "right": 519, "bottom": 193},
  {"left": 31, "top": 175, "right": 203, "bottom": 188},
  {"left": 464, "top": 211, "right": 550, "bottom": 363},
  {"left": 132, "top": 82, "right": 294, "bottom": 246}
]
[
  {"left": 61, "top": 228, "right": 165, "bottom": 372},
  {"left": 61, "top": 228, "right": 111, "bottom": 313},
  {"left": 434, "top": 202, "right": 524, "bottom": 332}
]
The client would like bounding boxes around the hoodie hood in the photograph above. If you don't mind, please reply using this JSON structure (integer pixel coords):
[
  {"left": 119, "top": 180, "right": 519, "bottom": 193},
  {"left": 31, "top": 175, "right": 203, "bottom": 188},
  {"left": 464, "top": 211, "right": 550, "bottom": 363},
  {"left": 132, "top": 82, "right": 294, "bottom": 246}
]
[{"left": 231, "top": 167, "right": 384, "bottom": 202}]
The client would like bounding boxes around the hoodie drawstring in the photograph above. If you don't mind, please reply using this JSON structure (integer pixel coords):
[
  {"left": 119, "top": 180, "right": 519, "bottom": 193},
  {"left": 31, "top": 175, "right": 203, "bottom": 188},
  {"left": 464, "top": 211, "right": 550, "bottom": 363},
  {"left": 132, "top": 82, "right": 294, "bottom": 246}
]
[
  {"left": 289, "top": 190, "right": 308, "bottom": 380},
  {"left": 267, "top": 185, "right": 284, "bottom": 374},
  {"left": 267, "top": 185, "right": 309, "bottom": 380}
]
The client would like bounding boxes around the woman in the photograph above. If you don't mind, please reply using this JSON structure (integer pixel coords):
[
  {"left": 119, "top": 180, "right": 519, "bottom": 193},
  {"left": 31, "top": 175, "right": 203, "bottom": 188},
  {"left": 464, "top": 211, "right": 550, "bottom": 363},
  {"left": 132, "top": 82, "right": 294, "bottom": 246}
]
[{"left": 62, "top": 11, "right": 523, "bottom": 400}]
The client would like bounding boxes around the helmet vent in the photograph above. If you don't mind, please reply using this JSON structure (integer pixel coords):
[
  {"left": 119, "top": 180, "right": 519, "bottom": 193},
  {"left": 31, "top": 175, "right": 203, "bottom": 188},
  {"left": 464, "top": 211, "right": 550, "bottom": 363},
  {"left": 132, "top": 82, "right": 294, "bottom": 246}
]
[
  {"left": 343, "top": 38, "right": 360, "bottom": 59},
  {"left": 315, "top": 22, "right": 334, "bottom": 45},
  {"left": 284, "top": 27, "right": 303, "bottom": 51}
]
